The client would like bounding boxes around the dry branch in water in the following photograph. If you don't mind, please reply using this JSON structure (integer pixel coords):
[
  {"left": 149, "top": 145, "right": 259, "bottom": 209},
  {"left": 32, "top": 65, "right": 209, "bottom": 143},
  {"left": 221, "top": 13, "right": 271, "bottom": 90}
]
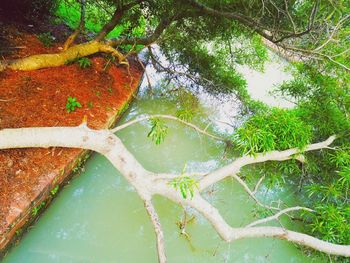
[{"left": 0, "top": 124, "right": 349, "bottom": 263}]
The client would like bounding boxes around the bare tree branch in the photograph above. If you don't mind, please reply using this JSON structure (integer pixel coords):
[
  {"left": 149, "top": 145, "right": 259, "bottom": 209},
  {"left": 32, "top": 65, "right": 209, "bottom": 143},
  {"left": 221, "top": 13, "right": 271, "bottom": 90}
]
[
  {"left": 199, "top": 135, "right": 336, "bottom": 190},
  {"left": 168, "top": 192, "right": 350, "bottom": 257},
  {"left": 112, "top": 114, "right": 226, "bottom": 142},
  {"left": 246, "top": 206, "right": 314, "bottom": 227},
  {"left": 63, "top": 0, "right": 86, "bottom": 50},
  {"left": 180, "top": 0, "right": 274, "bottom": 41},
  {"left": 144, "top": 199, "right": 167, "bottom": 263},
  {"left": 252, "top": 174, "right": 266, "bottom": 195},
  {"left": 313, "top": 13, "right": 350, "bottom": 51},
  {"left": 107, "top": 16, "right": 177, "bottom": 47},
  {"left": 94, "top": 0, "right": 144, "bottom": 41},
  {"left": 0, "top": 127, "right": 349, "bottom": 257},
  {"left": 230, "top": 173, "right": 279, "bottom": 210}
]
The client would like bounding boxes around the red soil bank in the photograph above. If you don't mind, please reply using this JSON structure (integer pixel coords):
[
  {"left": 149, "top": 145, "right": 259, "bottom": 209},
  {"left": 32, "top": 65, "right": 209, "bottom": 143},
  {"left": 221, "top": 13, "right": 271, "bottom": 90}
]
[{"left": 0, "top": 26, "right": 143, "bottom": 254}]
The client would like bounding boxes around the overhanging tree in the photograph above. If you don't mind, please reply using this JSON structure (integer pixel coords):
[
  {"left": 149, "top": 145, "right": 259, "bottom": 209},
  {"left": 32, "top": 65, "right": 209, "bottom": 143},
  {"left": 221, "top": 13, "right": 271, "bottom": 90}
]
[{"left": 1, "top": 0, "right": 349, "bottom": 262}]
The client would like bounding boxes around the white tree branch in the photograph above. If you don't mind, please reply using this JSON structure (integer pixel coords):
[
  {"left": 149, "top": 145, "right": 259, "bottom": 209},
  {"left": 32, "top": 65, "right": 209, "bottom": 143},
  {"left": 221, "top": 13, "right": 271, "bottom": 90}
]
[
  {"left": 246, "top": 206, "right": 314, "bottom": 227},
  {"left": 252, "top": 174, "right": 266, "bottom": 195},
  {"left": 144, "top": 199, "right": 167, "bottom": 263},
  {"left": 112, "top": 114, "right": 225, "bottom": 142},
  {"left": 199, "top": 135, "right": 336, "bottom": 190},
  {"left": 0, "top": 127, "right": 348, "bottom": 258},
  {"left": 231, "top": 173, "right": 279, "bottom": 210},
  {"left": 172, "top": 193, "right": 350, "bottom": 257}
]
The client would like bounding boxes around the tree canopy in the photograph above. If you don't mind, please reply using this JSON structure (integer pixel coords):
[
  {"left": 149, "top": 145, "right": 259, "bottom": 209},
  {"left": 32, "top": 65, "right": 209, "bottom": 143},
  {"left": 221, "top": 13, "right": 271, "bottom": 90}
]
[{"left": 0, "top": 0, "right": 350, "bottom": 261}]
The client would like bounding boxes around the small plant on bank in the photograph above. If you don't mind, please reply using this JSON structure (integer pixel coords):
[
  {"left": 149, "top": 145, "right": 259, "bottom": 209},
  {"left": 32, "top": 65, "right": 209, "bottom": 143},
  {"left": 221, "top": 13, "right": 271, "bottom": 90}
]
[
  {"left": 78, "top": 57, "right": 92, "bottom": 68},
  {"left": 50, "top": 185, "right": 59, "bottom": 196},
  {"left": 32, "top": 201, "right": 46, "bottom": 216},
  {"left": 66, "top": 97, "right": 82, "bottom": 113},
  {"left": 37, "top": 32, "right": 54, "bottom": 47}
]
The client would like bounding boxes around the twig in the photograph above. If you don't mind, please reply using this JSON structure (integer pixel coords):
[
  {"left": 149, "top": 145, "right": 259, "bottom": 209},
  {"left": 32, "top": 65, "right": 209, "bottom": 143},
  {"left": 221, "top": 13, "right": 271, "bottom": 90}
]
[
  {"left": 111, "top": 114, "right": 226, "bottom": 142},
  {"left": 144, "top": 199, "right": 167, "bottom": 263},
  {"left": 246, "top": 206, "right": 314, "bottom": 227}
]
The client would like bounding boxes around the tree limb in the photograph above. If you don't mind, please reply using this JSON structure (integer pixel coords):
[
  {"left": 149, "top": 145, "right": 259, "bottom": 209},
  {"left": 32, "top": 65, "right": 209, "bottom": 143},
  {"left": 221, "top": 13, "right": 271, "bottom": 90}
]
[
  {"left": 63, "top": 0, "right": 86, "bottom": 50},
  {"left": 112, "top": 114, "right": 226, "bottom": 142},
  {"left": 246, "top": 206, "right": 314, "bottom": 227},
  {"left": 174, "top": 194, "right": 350, "bottom": 257},
  {"left": 94, "top": 0, "right": 144, "bottom": 41},
  {"left": 199, "top": 135, "right": 336, "bottom": 190},
  {"left": 107, "top": 16, "right": 176, "bottom": 47},
  {"left": 0, "top": 127, "right": 348, "bottom": 257},
  {"left": 144, "top": 199, "right": 167, "bottom": 263}
]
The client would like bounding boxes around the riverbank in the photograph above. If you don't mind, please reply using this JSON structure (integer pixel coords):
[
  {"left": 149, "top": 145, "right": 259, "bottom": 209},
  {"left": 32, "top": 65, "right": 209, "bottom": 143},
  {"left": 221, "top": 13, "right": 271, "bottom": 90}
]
[{"left": 0, "top": 24, "right": 143, "bottom": 256}]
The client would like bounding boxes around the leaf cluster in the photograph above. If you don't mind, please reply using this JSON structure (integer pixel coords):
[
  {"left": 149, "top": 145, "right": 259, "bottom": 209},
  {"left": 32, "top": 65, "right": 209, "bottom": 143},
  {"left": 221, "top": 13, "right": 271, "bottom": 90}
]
[
  {"left": 232, "top": 108, "right": 312, "bottom": 155},
  {"left": 170, "top": 164, "right": 199, "bottom": 199},
  {"left": 78, "top": 57, "right": 92, "bottom": 68},
  {"left": 147, "top": 118, "right": 168, "bottom": 145},
  {"left": 66, "top": 96, "right": 82, "bottom": 113}
]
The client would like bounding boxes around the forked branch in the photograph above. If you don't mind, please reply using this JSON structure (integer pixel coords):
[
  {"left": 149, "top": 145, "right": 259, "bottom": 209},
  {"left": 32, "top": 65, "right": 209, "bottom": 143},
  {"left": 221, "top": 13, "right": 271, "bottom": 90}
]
[{"left": 0, "top": 126, "right": 348, "bottom": 259}]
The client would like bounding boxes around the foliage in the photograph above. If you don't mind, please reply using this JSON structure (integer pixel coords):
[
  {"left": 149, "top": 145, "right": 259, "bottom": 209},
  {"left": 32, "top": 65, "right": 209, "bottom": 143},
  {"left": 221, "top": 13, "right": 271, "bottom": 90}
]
[
  {"left": 66, "top": 97, "right": 82, "bottom": 113},
  {"left": 8, "top": 0, "right": 350, "bottom": 258},
  {"left": 170, "top": 164, "right": 199, "bottom": 199},
  {"left": 32, "top": 201, "right": 46, "bottom": 216},
  {"left": 147, "top": 118, "right": 168, "bottom": 145},
  {"left": 78, "top": 57, "right": 92, "bottom": 68},
  {"left": 118, "top": 102, "right": 129, "bottom": 115},
  {"left": 37, "top": 32, "right": 54, "bottom": 47},
  {"left": 50, "top": 185, "right": 59, "bottom": 196},
  {"left": 232, "top": 108, "right": 312, "bottom": 155},
  {"left": 175, "top": 89, "right": 200, "bottom": 121},
  {"left": 271, "top": 55, "right": 350, "bottom": 253},
  {"left": 55, "top": 0, "right": 146, "bottom": 39},
  {"left": 309, "top": 204, "right": 350, "bottom": 245},
  {"left": 176, "top": 108, "right": 194, "bottom": 122}
]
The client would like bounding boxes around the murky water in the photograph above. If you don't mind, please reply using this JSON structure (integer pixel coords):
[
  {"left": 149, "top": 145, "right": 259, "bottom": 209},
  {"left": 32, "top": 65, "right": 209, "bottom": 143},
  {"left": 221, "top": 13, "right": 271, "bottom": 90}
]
[{"left": 3, "top": 60, "right": 325, "bottom": 263}]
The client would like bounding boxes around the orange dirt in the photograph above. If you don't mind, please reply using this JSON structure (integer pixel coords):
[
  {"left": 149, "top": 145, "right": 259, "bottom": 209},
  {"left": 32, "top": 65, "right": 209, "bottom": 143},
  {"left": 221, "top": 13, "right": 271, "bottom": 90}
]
[{"left": 0, "top": 25, "right": 143, "bottom": 252}]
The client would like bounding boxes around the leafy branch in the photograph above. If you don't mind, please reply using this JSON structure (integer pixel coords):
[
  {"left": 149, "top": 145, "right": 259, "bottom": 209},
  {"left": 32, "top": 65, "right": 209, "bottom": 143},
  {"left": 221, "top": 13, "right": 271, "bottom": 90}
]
[{"left": 147, "top": 118, "right": 168, "bottom": 145}]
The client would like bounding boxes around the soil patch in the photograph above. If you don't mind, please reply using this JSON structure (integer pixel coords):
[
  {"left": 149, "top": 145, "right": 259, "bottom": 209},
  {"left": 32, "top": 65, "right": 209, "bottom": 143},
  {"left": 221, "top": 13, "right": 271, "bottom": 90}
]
[{"left": 0, "top": 24, "right": 143, "bottom": 254}]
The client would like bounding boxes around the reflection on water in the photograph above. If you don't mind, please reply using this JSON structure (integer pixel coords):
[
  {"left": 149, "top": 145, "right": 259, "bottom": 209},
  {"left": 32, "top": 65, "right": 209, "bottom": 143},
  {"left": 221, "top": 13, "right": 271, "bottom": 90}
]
[
  {"left": 236, "top": 52, "right": 294, "bottom": 109},
  {"left": 3, "top": 58, "right": 324, "bottom": 263}
]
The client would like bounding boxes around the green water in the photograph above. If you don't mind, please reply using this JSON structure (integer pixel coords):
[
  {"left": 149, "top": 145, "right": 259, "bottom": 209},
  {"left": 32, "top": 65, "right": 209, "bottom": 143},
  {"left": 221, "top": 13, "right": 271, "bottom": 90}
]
[{"left": 2, "top": 92, "right": 325, "bottom": 262}]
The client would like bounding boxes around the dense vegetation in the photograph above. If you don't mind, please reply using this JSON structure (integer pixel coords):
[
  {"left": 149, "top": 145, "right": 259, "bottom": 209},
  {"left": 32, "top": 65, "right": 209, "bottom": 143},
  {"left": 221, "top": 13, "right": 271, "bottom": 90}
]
[{"left": 1, "top": 0, "right": 349, "bottom": 261}]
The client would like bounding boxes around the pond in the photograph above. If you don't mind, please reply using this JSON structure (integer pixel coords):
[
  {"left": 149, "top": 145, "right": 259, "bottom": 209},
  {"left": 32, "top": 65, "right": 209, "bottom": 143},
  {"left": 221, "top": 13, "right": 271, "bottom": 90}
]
[{"left": 2, "top": 56, "right": 325, "bottom": 263}]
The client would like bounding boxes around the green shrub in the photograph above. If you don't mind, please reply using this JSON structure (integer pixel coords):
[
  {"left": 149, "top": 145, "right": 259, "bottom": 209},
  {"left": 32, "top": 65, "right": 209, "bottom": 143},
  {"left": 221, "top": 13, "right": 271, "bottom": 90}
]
[
  {"left": 232, "top": 108, "right": 312, "bottom": 155},
  {"left": 66, "top": 97, "right": 82, "bottom": 113},
  {"left": 78, "top": 58, "right": 92, "bottom": 68}
]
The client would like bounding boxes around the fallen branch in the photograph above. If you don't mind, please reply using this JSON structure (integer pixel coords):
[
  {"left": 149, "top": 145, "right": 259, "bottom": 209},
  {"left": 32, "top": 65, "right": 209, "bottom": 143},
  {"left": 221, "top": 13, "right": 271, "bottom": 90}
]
[
  {"left": 230, "top": 173, "right": 279, "bottom": 210},
  {"left": 144, "top": 199, "right": 167, "bottom": 263},
  {"left": 0, "top": 127, "right": 348, "bottom": 259},
  {"left": 246, "top": 206, "right": 314, "bottom": 227},
  {"left": 199, "top": 135, "right": 336, "bottom": 190},
  {"left": 112, "top": 114, "right": 226, "bottom": 142}
]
